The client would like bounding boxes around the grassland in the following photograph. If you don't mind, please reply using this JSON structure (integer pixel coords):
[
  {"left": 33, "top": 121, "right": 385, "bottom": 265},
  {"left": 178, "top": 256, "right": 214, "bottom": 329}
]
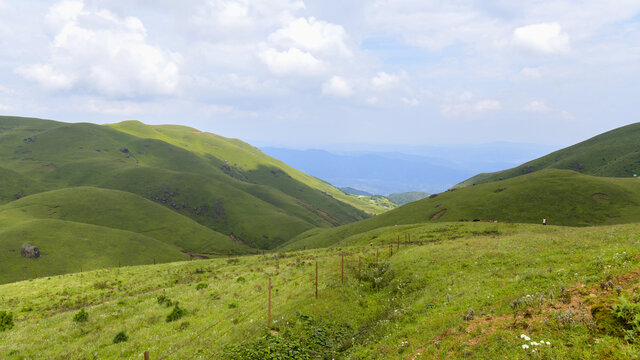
[
  {"left": 458, "top": 122, "right": 640, "bottom": 186},
  {"left": 281, "top": 169, "right": 640, "bottom": 250},
  {"left": 0, "top": 115, "right": 385, "bottom": 281},
  {"left": 2, "top": 222, "right": 640, "bottom": 359}
]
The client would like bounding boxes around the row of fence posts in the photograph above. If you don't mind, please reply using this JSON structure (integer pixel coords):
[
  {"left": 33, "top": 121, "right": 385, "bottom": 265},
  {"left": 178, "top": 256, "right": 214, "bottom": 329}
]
[{"left": 140, "top": 235, "right": 420, "bottom": 358}]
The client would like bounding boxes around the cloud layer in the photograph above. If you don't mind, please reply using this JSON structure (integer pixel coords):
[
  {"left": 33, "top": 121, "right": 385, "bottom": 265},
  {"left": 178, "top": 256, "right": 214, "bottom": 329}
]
[{"left": 0, "top": 0, "right": 639, "bottom": 147}]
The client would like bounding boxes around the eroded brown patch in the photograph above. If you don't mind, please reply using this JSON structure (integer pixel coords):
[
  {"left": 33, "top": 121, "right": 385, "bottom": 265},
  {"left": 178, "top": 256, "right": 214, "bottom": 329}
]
[
  {"left": 591, "top": 193, "right": 608, "bottom": 199},
  {"left": 431, "top": 209, "right": 447, "bottom": 220}
]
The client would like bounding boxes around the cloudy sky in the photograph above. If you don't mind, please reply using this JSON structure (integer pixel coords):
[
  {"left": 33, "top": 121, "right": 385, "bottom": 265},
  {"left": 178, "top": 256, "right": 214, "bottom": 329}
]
[{"left": 0, "top": 1, "right": 639, "bottom": 149}]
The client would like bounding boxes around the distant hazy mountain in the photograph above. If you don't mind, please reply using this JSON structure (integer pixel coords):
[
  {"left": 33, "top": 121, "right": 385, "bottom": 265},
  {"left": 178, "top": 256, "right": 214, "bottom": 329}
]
[{"left": 261, "top": 143, "right": 557, "bottom": 194}]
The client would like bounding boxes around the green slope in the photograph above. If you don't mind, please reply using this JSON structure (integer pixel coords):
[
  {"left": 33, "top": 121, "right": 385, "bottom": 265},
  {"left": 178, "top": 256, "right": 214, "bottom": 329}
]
[
  {"left": 280, "top": 169, "right": 640, "bottom": 250},
  {"left": 108, "top": 120, "right": 387, "bottom": 215},
  {"left": 0, "top": 116, "right": 370, "bottom": 249},
  {"left": 0, "top": 219, "right": 188, "bottom": 284},
  {"left": 0, "top": 187, "right": 249, "bottom": 254},
  {"left": 458, "top": 122, "right": 640, "bottom": 187},
  {"left": 3, "top": 222, "right": 640, "bottom": 358}
]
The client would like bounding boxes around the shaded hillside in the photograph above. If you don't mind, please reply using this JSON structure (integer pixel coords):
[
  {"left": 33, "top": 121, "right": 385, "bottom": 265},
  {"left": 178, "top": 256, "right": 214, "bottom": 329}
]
[
  {"left": 280, "top": 169, "right": 640, "bottom": 250},
  {"left": 458, "top": 122, "right": 640, "bottom": 187},
  {"left": 0, "top": 116, "right": 370, "bottom": 250},
  {"left": 387, "top": 191, "right": 429, "bottom": 205}
]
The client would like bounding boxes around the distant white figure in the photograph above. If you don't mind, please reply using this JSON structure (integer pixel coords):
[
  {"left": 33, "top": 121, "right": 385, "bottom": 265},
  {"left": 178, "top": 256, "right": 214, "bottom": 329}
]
[{"left": 542, "top": 218, "right": 547, "bottom": 226}]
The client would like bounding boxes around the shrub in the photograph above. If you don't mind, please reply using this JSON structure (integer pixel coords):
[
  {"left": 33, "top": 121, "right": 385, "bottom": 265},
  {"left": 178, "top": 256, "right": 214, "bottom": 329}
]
[
  {"left": 113, "top": 331, "right": 128, "bottom": 344},
  {"left": 166, "top": 303, "right": 187, "bottom": 322},
  {"left": 157, "top": 294, "right": 173, "bottom": 307},
  {"left": 73, "top": 308, "right": 88, "bottom": 323},
  {"left": 0, "top": 311, "right": 14, "bottom": 331},
  {"left": 196, "top": 283, "right": 208, "bottom": 290},
  {"left": 228, "top": 302, "right": 238, "bottom": 309}
]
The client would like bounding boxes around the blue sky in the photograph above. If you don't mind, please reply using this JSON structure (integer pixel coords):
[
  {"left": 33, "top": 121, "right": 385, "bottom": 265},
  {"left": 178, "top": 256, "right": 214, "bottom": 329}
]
[{"left": 0, "top": 0, "right": 639, "bottom": 149}]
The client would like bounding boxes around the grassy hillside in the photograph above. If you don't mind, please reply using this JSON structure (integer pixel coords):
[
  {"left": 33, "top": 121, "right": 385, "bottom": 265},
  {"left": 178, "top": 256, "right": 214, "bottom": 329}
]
[
  {"left": 280, "top": 169, "right": 640, "bottom": 250},
  {"left": 0, "top": 219, "right": 188, "bottom": 284},
  {"left": 0, "top": 116, "right": 370, "bottom": 250},
  {"left": 2, "top": 222, "right": 640, "bottom": 358},
  {"left": 108, "top": 120, "right": 390, "bottom": 215},
  {"left": 0, "top": 187, "right": 248, "bottom": 254},
  {"left": 458, "top": 122, "right": 640, "bottom": 187}
]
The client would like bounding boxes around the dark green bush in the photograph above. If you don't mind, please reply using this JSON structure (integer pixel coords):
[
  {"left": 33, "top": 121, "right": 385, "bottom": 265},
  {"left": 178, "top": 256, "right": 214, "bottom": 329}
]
[
  {"left": 73, "top": 308, "right": 88, "bottom": 323},
  {"left": 157, "top": 294, "right": 173, "bottom": 307},
  {"left": 195, "top": 283, "right": 208, "bottom": 290},
  {"left": 113, "top": 331, "right": 128, "bottom": 344},
  {"left": 166, "top": 303, "right": 187, "bottom": 322},
  {"left": 0, "top": 311, "right": 14, "bottom": 331}
]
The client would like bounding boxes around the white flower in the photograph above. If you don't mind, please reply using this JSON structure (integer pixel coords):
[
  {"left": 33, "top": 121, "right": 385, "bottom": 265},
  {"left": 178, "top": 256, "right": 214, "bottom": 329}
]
[
  {"left": 530, "top": 341, "right": 539, "bottom": 346},
  {"left": 522, "top": 344, "right": 529, "bottom": 349},
  {"left": 520, "top": 334, "right": 531, "bottom": 341},
  {"left": 546, "top": 341, "right": 551, "bottom": 345}
]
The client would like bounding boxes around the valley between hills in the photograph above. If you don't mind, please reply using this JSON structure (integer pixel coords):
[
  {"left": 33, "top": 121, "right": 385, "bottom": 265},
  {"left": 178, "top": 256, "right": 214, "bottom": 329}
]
[{"left": 3, "top": 116, "right": 640, "bottom": 359}]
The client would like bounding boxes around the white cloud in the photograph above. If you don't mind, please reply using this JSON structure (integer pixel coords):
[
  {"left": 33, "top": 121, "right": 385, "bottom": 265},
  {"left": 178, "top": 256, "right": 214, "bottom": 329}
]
[
  {"left": 17, "top": 64, "right": 75, "bottom": 91},
  {"left": 524, "top": 100, "right": 551, "bottom": 113},
  {"left": 0, "top": 84, "right": 14, "bottom": 95},
  {"left": 513, "top": 22, "right": 570, "bottom": 54},
  {"left": 366, "top": 96, "right": 379, "bottom": 105},
  {"left": 401, "top": 97, "right": 419, "bottom": 106},
  {"left": 322, "top": 76, "right": 353, "bottom": 97},
  {"left": 268, "top": 17, "right": 351, "bottom": 57},
  {"left": 441, "top": 99, "right": 501, "bottom": 117},
  {"left": 520, "top": 67, "right": 542, "bottom": 79},
  {"left": 0, "top": 104, "right": 10, "bottom": 111},
  {"left": 17, "top": 0, "right": 180, "bottom": 97},
  {"left": 259, "top": 47, "right": 324, "bottom": 76},
  {"left": 371, "top": 72, "right": 402, "bottom": 91}
]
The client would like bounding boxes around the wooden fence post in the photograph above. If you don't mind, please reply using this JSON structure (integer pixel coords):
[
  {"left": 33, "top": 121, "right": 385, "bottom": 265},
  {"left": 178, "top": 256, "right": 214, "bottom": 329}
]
[
  {"left": 268, "top": 278, "right": 272, "bottom": 329},
  {"left": 358, "top": 257, "right": 361, "bottom": 283},
  {"left": 153, "top": 258, "right": 156, "bottom": 265},
  {"left": 389, "top": 244, "right": 393, "bottom": 257},
  {"left": 144, "top": 351, "right": 149, "bottom": 360},
  {"left": 376, "top": 248, "right": 379, "bottom": 265}
]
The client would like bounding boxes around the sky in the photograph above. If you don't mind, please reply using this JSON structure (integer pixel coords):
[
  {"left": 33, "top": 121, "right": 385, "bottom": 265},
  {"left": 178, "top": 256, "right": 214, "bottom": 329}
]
[{"left": 0, "top": 0, "right": 639, "bottom": 149}]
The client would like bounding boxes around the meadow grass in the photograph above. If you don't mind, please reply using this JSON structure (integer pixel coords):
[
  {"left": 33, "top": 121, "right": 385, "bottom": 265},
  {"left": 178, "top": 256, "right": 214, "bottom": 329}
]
[{"left": 2, "top": 222, "right": 640, "bottom": 358}]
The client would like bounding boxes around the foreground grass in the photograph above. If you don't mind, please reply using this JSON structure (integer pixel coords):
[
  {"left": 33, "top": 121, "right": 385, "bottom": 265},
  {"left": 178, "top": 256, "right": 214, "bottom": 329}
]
[{"left": 2, "top": 222, "right": 640, "bottom": 359}]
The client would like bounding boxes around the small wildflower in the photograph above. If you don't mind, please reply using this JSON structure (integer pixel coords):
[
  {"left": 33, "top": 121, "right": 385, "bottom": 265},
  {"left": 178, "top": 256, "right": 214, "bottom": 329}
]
[
  {"left": 520, "top": 334, "right": 531, "bottom": 341},
  {"left": 522, "top": 344, "right": 529, "bottom": 349}
]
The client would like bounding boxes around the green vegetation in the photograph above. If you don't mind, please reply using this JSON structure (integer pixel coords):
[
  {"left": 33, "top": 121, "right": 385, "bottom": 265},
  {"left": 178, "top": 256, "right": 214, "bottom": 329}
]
[
  {"left": 457, "top": 122, "right": 640, "bottom": 186},
  {"left": 2, "top": 222, "right": 640, "bottom": 358},
  {"left": 387, "top": 191, "right": 429, "bottom": 205},
  {"left": 72, "top": 308, "right": 88, "bottom": 323},
  {"left": 281, "top": 169, "right": 640, "bottom": 250},
  {"left": 0, "top": 116, "right": 383, "bottom": 282}
]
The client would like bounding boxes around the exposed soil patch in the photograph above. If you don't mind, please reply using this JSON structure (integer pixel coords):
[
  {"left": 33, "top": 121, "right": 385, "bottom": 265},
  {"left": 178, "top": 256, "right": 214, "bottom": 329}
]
[
  {"left": 591, "top": 193, "right": 608, "bottom": 200},
  {"left": 456, "top": 266, "right": 640, "bottom": 348},
  {"left": 431, "top": 209, "right": 447, "bottom": 220}
]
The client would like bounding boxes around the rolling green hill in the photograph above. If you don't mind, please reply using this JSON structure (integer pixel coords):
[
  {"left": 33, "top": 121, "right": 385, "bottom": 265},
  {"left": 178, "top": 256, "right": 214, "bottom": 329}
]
[
  {"left": 0, "top": 116, "right": 372, "bottom": 251},
  {"left": 279, "top": 169, "right": 640, "bottom": 250},
  {"left": 0, "top": 115, "right": 384, "bottom": 282},
  {"left": 458, "top": 122, "right": 640, "bottom": 187},
  {"left": 108, "top": 120, "right": 392, "bottom": 215},
  {"left": 0, "top": 187, "right": 254, "bottom": 283}
]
